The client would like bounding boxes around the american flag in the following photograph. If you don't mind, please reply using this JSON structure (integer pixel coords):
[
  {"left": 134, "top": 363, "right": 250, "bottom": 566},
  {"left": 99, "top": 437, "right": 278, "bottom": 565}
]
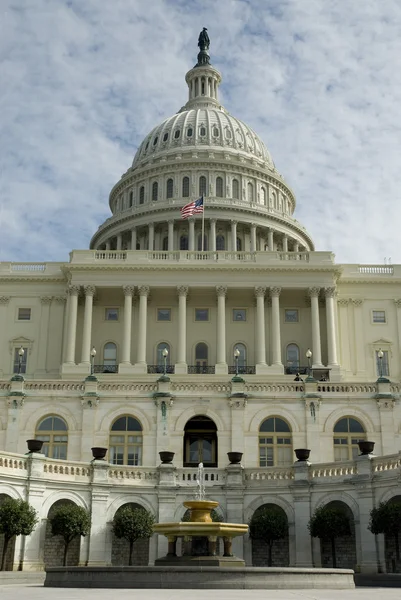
[{"left": 180, "top": 196, "right": 204, "bottom": 219}]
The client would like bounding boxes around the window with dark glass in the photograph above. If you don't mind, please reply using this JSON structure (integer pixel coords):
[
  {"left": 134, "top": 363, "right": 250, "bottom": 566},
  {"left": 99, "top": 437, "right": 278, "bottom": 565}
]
[
  {"left": 199, "top": 176, "right": 207, "bottom": 196},
  {"left": 285, "top": 309, "right": 299, "bottom": 323},
  {"left": 105, "top": 308, "right": 119, "bottom": 321},
  {"left": 36, "top": 416, "right": 68, "bottom": 460},
  {"left": 166, "top": 178, "right": 174, "bottom": 199},
  {"left": 333, "top": 417, "right": 366, "bottom": 461},
  {"left": 187, "top": 127, "right": 193, "bottom": 137},
  {"left": 182, "top": 176, "right": 190, "bottom": 197},
  {"left": 174, "top": 129, "right": 180, "bottom": 139},
  {"left": 232, "top": 179, "right": 239, "bottom": 199},
  {"left": 129, "top": 191, "right": 133, "bottom": 207},
  {"left": 162, "top": 236, "right": 168, "bottom": 251},
  {"left": 180, "top": 235, "right": 188, "bottom": 250},
  {"left": 153, "top": 136, "right": 158, "bottom": 146},
  {"left": 216, "top": 235, "right": 225, "bottom": 251},
  {"left": 375, "top": 350, "right": 390, "bottom": 376},
  {"left": 233, "top": 309, "right": 246, "bottom": 322},
  {"left": 200, "top": 126, "right": 206, "bottom": 137},
  {"left": 195, "top": 309, "right": 209, "bottom": 321},
  {"left": 139, "top": 186, "right": 145, "bottom": 204},
  {"left": 18, "top": 308, "right": 31, "bottom": 321},
  {"left": 236, "top": 237, "right": 242, "bottom": 251},
  {"left": 372, "top": 310, "right": 386, "bottom": 323},
  {"left": 197, "top": 234, "right": 208, "bottom": 251},
  {"left": 152, "top": 181, "right": 158, "bottom": 202},
  {"left": 184, "top": 416, "right": 217, "bottom": 467},
  {"left": 109, "top": 416, "right": 142, "bottom": 466},
  {"left": 216, "top": 177, "right": 223, "bottom": 197},
  {"left": 157, "top": 308, "right": 171, "bottom": 322},
  {"left": 259, "top": 417, "right": 292, "bottom": 467},
  {"left": 286, "top": 344, "right": 300, "bottom": 369},
  {"left": 163, "top": 132, "right": 169, "bottom": 142}
]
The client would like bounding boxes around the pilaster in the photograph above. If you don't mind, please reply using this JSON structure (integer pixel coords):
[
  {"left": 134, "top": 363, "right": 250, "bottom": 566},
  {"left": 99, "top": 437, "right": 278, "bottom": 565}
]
[{"left": 87, "top": 461, "right": 111, "bottom": 566}]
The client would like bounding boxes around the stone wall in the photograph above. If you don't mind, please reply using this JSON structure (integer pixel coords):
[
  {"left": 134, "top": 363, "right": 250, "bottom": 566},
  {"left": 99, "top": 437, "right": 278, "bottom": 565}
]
[
  {"left": 43, "top": 500, "right": 81, "bottom": 567},
  {"left": 320, "top": 501, "right": 356, "bottom": 570},
  {"left": 111, "top": 503, "right": 150, "bottom": 566}
]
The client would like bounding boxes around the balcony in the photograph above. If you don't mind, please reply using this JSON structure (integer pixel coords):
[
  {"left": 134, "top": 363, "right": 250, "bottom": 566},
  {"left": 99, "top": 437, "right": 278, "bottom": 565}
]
[
  {"left": 93, "top": 365, "right": 118, "bottom": 374},
  {"left": 228, "top": 365, "right": 256, "bottom": 375},
  {"left": 285, "top": 366, "right": 330, "bottom": 381},
  {"left": 188, "top": 365, "right": 216, "bottom": 374},
  {"left": 147, "top": 365, "right": 175, "bottom": 375}
]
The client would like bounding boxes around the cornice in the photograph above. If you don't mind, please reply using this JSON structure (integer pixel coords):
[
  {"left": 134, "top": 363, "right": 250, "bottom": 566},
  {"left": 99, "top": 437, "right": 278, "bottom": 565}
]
[
  {"left": 0, "top": 276, "right": 66, "bottom": 283},
  {"left": 339, "top": 278, "right": 401, "bottom": 285}
]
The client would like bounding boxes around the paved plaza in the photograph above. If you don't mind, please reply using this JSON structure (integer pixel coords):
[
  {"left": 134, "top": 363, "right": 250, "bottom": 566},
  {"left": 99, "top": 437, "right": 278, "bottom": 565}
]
[{"left": 0, "top": 587, "right": 400, "bottom": 600}]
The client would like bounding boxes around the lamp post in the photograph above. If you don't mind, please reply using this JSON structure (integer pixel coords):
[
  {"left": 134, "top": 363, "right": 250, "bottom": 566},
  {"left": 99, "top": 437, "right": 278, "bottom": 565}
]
[
  {"left": 234, "top": 347, "right": 240, "bottom": 376},
  {"left": 17, "top": 347, "right": 24, "bottom": 375},
  {"left": 377, "top": 348, "right": 384, "bottom": 379},
  {"left": 162, "top": 347, "right": 169, "bottom": 375},
  {"left": 306, "top": 348, "right": 312, "bottom": 377},
  {"left": 90, "top": 347, "right": 96, "bottom": 375}
]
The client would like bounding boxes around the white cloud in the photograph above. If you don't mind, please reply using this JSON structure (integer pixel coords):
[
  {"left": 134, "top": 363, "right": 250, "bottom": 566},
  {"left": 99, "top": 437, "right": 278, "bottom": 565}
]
[{"left": 1, "top": 0, "right": 401, "bottom": 263}]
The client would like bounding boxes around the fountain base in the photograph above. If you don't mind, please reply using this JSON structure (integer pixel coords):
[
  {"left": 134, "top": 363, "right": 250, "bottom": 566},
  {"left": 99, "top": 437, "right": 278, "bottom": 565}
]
[{"left": 154, "top": 555, "right": 245, "bottom": 567}]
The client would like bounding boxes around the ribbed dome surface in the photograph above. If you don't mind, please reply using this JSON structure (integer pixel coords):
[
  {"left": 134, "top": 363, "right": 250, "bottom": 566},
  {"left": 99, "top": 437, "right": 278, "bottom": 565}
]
[{"left": 132, "top": 108, "right": 275, "bottom": 169}]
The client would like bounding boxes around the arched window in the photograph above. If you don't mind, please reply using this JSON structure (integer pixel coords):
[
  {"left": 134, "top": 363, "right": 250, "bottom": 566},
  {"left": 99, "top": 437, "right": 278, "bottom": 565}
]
[
  {"left": 286, "top": 344, "right": 300, "bottom": 371},
  {"left": 260, "top": 187, "right": 266, "bottom": 205},
  {"left": 200, "top": 126, "right": 206, "bottom": 137},
  {"left": 199, "top": 176, "right": 207, "bottom": 197},
  {"left": 109, "top": 416, "right": 142, "bottom": 466},
  {"left": 195, "top": 342, "right": 208, "bottom": 373},
  {"left": 197, "top": 234, "right": 208, "bottom": 251},
  {"left": 103, "top": 342, "right": 117, "bottom": 373},
  {"left": 259, "top": 417, "right": 292, "bottom": 467},
  {"left": 187, "top": 127, "right": 193, "bottom": 137},
  {"left": 216, "top": 176, "right": 223, "bottom": 197},
  {"left": 166, "top": 178, "right": 173, "bottom": 199},
  {"left": 248, "top": 182, "right": 254, "bottom": 202},
  {"left": 182, "top": 177, "right": 190, "bottom": 198},
  {"left": 163, "top": 132, "right": 169, "bottom": 142},
  {"left": 152, "top": 181, "right": 158, "bottom": 202},
  {"left": 157, "top": 342, "right": 170, "bottom": 372},
  {"left": 216, "top": 234, "right": 225, "bottom": 251},
  {"left": 236, "top": 237, "right": 242, "bottom": 251},
  {"left": 174, "top": 129, "right": 180, "bottom": 139},
  {"left": 129, "top": 191, "right": 133, "bottom": 207},
  {"left": 139, "top": 186, "right": 145, "bottom": 205},
  {"left": 162, "top": 236, "right": 168, "bottom": 251},
  {"left": 333, "top": 417, "right": 366, "bottom": 461},
  {"left": 232, "top": 179, "right": 239, "bottom": 199},
  {"left": 184, "top": 416, "right": 217, "bottom": 467},
  {"left": 36, "top": 416, "right": 68, "bottom": 460},
  {"left": 180, "top": 235, "right": 188, "bottom": 250},
  {"left": 234, "top": 343, "right": 247, "bottom": 371}
]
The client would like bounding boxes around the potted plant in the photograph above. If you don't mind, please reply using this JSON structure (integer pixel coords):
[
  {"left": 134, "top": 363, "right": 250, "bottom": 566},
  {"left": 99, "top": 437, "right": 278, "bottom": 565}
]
[
  {"left": 26, "top": 439, "right": 44, "bottom": 453},
  {"left": 358, "top": 441, "right": 375, "bottom": 455},
  {"left": 91, "top": 447, "right": 108, "bottom": 460},
  {"left": 227, "top": 452, "right": 243, "bottom": 464},
  {"left": 159, "top": 451, "right": 175, "bottom": 464},
  {"left": 294, "top": 448, "right": 311, "bottom": 462}
]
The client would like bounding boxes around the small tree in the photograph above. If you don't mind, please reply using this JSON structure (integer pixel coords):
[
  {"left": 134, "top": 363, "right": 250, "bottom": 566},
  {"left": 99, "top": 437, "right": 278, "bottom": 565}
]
[
  {"left": 112, "top": 506, "right": 155, "bottom": 566},
  {"left": 308, "top": 505, "right": 351, "bottom": 568},
  {"left": 0, "top": 498, "right": 38, "bottom": 571},
  {"left": 249, "top": 507, "right": 288, "bottom": 566},
  {"left": 369, "top": 501, "right": 401, "bottom": 562},
  {"left": 50, "top": 504, "right": 91, "bottom": 566}
]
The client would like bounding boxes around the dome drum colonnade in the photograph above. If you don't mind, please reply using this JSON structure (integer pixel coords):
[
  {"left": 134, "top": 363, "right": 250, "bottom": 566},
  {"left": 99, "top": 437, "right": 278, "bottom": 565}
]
[{"left": 61, "top": 283, "right": 339, "bottom": 377}]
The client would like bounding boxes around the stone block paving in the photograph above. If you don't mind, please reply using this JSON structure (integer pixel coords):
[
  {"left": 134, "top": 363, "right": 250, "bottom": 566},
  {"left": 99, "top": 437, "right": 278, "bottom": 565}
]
[{"left": 0, "top": 588, "right": 401, "bottom": 600}]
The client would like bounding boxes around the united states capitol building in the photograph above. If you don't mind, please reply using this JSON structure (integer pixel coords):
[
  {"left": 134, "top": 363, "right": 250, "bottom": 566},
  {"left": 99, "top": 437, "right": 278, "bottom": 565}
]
[{"left": 0, "top": 31, "right": 400, "bottom": 574}]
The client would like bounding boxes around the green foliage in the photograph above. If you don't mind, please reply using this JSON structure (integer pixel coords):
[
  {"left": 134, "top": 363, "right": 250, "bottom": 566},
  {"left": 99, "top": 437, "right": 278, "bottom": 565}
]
[
  {"left": 249, "top": 507, "right": 288, "bottom": 543},
  {"left": 0, "top": 498, "right": 38, "bottom": 571},
  {"left": 308, "top": 506, "right": 351, "bottom": 540},
  {"left": 112, "top": 506, "right": 155, "bottom": 543},
  {"left": 369, "top": 501, "right": 401, "bottom": 536},
  {"left": 50, "top": 504, "right": 91, "bottom": 544}
]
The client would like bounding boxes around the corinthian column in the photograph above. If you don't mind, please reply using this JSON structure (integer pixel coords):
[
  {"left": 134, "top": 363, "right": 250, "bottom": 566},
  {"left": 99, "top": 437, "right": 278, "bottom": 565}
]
[
  {"left": 216, "top": 286, "right": 228, "bottom": 374},
  {"left": 250, "top": 224, "right": 257, "bottom": 252},
  {"left": 65, "top": 285, "right": 80, "bottom": 364},
  {"left": 168, "top": 220, "right": 174, "bottom": 251},
  {"left": 80, "top": 285, "right": 96, "bottom": 364},
  {"left": 121, "top": 286, "right": 135, "bottom": 364},
  {"left": 176, "top": 286, "right": 188, "bottom": 374},
  {"left": 255, "top": 287, "right": 267, "bottom": 370},
  {"left": 189, "top": 219, "right": 195, "bottom": 251},
  {"left": 134, "top": 286, "right": 150, "bottom": 373},
  {"left": 308, "top": 287, "right": 323, "bottom": 367},
  {"left": 210, "top": 219, "right": 217, "bottom": 252},
  {"left": 325, "top": 287, "right": 339, "bottom": 367},
  {"left": 270, "top": 287, "right": 283, "bottom": 371},
  {"left": 231, "top": 220, "right": 237, "bottom": 251}
]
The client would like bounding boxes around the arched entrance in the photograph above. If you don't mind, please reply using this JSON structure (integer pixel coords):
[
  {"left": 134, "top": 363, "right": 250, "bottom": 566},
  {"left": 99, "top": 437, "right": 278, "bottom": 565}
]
[
  {"left": 44, "top": 500, "right": 81, "bottom": 567},
  {"left": 251, "top": 503, "right": 289, "bottom": 566},
  {"left": 385, "top": 495, "right": 401, "bottom": 573},
  {"left": 111, "top": 503, "right": 150, "bottom": 565},
  {"left": 183, "top": 415, "right": 218, "bottom": 467},
  {"left": 0, "top": 495, "right": 16, "bottom": 571},
  {"left": 320, "top": 501, "right": 356, "bottom": 569}
]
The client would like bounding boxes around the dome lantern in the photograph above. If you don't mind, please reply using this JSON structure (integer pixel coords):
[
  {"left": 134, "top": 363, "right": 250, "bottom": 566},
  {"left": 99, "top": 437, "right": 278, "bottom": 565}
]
[{"left": 184, "top": 28, "right": 222, "bottom": 110}]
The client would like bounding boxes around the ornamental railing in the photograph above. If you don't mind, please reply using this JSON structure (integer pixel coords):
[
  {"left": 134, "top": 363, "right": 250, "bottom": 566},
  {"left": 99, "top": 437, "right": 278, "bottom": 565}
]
[
  {"left": 93, "top": 364, "right": 118, "bottom": 374},
  {"left": 147, "top": 365, "right": 175, "bottom": 374},
  {"left": 228, "top": 365, "right": 256, "bottom": 375},
  {"left": 188, "top": 365, "right": 216, "bottom": 374}
]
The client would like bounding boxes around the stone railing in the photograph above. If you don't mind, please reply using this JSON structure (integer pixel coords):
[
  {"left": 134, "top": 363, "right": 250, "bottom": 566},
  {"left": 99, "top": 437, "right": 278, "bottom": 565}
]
[
  {"left": 0, "top": 452, "right": 28, "bottom": 472},
  {"left": 372, "top": 452, "right": 401, "bottom": 473},
  {"left": 245, "top": 467, "right": 294, "bottom": 482},
  {"left": 108, "top": 467, "right": 159, "bottom": 483},
  {"left": 245, "top": 384, "right": 304, "bottom": 393},
  {"left": 317, "top": 383, "right": 377, "bottom": 393},
  {"left": 180, "top": 468, "right": 225, "bottom": 484},
  {"left": 310, "top": 462, "right": 357, "bottom": 478},
  {"left": 0, "top": 262, "right": 64, "bottom": 276},
  {"left": 98, "top": 383, "right": 157, "bottom": 392},
  {"left": 172, "top": 383, "right": 230, "bottom": 393},
  {"left": 341, "top": 264, "right": 401, "bottom": 278},
  {"left": 24, "top": 382, "right": 84, "bottom": 392},
  {"left": 43, "top": 458, "right": 91, "bottom": 479}
]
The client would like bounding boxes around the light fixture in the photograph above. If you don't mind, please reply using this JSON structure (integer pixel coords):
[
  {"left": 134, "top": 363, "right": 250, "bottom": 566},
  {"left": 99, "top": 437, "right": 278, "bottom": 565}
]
[
  {"left": 162, "top": 347, "right": 169, "bottom": 375},
  {"left": 377, "top": 348, "right": 384, "bottom": 378},
  {"left": 17, "top": 347, "right": 24, "bottom": 375},
  {"left": 234, "top": 347, "right": 240, "bottom": 375},
  {"left": 306, "top": 348, "right": 312, "bottom": 376},
  {"left": 90, "top": 346, "right": 96, "bottom": 375}
]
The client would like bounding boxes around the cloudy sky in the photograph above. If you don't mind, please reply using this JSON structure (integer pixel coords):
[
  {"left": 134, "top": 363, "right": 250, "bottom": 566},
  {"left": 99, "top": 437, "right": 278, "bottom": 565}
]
[{"left": 1, "top": 0, "right": 401, "bottom": 264}]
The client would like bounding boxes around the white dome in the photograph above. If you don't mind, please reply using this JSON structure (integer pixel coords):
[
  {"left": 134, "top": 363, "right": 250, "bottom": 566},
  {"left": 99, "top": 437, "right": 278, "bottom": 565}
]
[{"left": 132, "top": 108, "right": 275, "bottom": 170}]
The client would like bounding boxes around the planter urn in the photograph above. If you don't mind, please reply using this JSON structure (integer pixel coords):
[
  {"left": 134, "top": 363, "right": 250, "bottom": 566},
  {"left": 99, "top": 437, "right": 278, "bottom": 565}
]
[
  {"left": 26, "top": 439, "right": 44, "bottom": 453},
  {"left": 358, "top": 441, "right": 375, "bottom": 455},
  {"left": 227, "top": 452, "right": 243, "bottom": 464},
  {"left": 294, "top": 448, "right": 311, "bottom": 462},
  {"left": 159, "top": 451, "right": 175, "bottom": 464},
  {"left": 91, "top": 447, "right": 108, "bottom": 460}
]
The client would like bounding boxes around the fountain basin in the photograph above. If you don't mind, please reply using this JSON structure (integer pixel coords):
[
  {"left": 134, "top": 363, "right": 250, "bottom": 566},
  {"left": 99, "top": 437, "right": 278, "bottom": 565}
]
[
  {"left": 183, "top": 499, "right": 219, "bottom": 522},
  {"left": 153, "top": 521, "right": 248, "bottom": 538}
]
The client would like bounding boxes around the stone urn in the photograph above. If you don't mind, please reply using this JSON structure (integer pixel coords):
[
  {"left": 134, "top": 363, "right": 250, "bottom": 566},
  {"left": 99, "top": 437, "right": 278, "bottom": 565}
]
[
  {"left": 294, "top": 448, "right": 311, "bottom": 462},
  {"left": 26, "top": 439, "right": 43, "bottom": 453},
  {"left": 91, "top": 447, "right": 108, "bottom": 460},
  {"left": 358, "top": 441, "right": 375, "bottom": 455},
  {"left": 159, "top": 451, "right": 175, "bottom": 464},
  {"left": 227, "top": 452, "right": 243, "bottom": 464}
]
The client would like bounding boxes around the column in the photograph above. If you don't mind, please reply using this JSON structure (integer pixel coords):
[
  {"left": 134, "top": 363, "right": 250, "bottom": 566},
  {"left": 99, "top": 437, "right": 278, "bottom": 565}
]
[
  {"left": 23, "top": 454, "right": 46, "bottom": 570},
  {"left": 250, "top": 224, "right": 257, "bottom": 252},
  {"left": 254, "top": 287, "right": 267, "bottom": 372},
  {"left": 65, "top": 285, "right": 80, "bottom": 364},
  {"left": 87, "top": 463, "right": 111, "bottom": 566},
  {"left": 105, "top": 240, "right": 110, "bottom": 250},
  {"left": 282, "top": 234, "right": 288, "bottom": 253},
  {"left": 308, "top": 287, "right": 323, "bottom": 367},
  {"left": 210, "top": 219, "right": 216, "bottom": 251},
  {"left": 148, "top": 223, "right": 154, "bottom": 251},
  {"left": 351, "top": 299, "right": 365, "bottom": 377},
  {"left": 121, "top": 286, "right": 135, "bottom": 364},
  {"left": 175, "top": 286, "right": 188, "bottom": 374},
  {"left": 131, "top": 227, "right": 137, "bottom": 250},
  {"left": 394, "top": 299, "right": 401, "bottom": 380},
  {"left": 36, "top": 296, "right": 52, "bottom": 374},
  {"left": 189, "top": 218, "right": 195, "bottom": 251},
  {"left": 292, "top": 462, "right": 313, "bottom": 567},
  {"left": 338, "top": 299, "right": 351, "bottom": 377},
  {"left": 216, "top": 286, "right": 228, "bottom": 374},
  {"left": 116, "top": 233, "right": 122, "bottom": 250},
  {"left": 293, "top": 241, "right": 299, "bottom": 252},
  {"left": 325, "top": 287, "right": 339, "bottom": 366},
  {"left": 135, "top": 286, "right": 150, "bottom": 371},
  {"left": 168, "top": 220, "right": 174, "bottom": 251},
  {"left": 80, "top": 285, "right": 95, "bottom": 364},
  {"left": 270, "top": 287, "right": 283, "bottom": 369},
  {"left": 268, "top": 228, "right": 274, "bottom": 250},
  {"left": 230, "top": 220, "right": 237, "bottom": 251}
]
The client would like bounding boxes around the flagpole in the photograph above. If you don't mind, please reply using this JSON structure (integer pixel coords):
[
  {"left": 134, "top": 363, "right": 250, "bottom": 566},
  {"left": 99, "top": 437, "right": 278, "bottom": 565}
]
[{"left": 201, "top": 196, "right": 205, "bottom": 251}]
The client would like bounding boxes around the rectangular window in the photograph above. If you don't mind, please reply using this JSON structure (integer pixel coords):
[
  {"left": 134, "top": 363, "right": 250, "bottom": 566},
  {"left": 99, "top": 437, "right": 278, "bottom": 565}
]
[
  {"left": 157, "top": 308, "right": 171, "bottom": 321},
  {"left": 233, "top": 308, "right": 246, "bottom": 322},
  {"left": 285, "top": 309, "right": 299, "bottom": 323},
  {"left": 13, "top": 347, "right": 27, "bottom": 374},
  {"left": 17, "top": 308, "right": 31, "bottom": 321},
  {"left": 105, "top": 308, "right": 119, "bottom": 321},
  {"left": 372, "top": 310, "right": 386, "bottom": 323},
  {"left": 195, "top": 308, "right": 209, "bottom": 321},
  {"left": 376, "top": 350, "right": 390, "bottom": 376}
]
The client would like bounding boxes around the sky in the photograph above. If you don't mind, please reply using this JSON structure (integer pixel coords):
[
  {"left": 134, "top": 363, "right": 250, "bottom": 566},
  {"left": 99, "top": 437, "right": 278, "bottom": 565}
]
[{"left": 1, "top": 0, "right": 401, "bottom": 264}]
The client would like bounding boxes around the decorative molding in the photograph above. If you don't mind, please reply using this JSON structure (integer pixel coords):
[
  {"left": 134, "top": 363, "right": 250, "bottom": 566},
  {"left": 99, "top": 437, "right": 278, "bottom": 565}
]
[
  {"left": 154, "top": 398, "right": 174, "bottom": 409},
  {"left": 8, "top": 336, "right": 34, "bottom": 355},
  {"left": 324, "top": 287, "right": 336, "bottom": 299},
  {"left": 228, "top": 398, "right": 247, "bottom": 408},
  {"left": 376, "top": 398, "right": 395, "bottom": 410},
  {"left": 123, "top": 285, "right": 135, "bottom": 297},
  {"left": 40, "top": 296, "right": 53, "bottom": 305},
  {"left": 394, "top": 299, "right": 401, "bottom": 308},
  {"left": 177, "top": 285, "right": 189, "bottom": 297},
  {"left": 81, "top": 397, "right": 99, "bottom": 409},
  {"left": 53, "top": 296, "right": 67, "bottom": 304},
  {"left": 7, "top": 397, "right": 25, "bottom": 408},
  {"left": 337, "top": 298, "right": 349, "bottom": 307},
  {"left": 0, "top": 297, "right": 10, "bottom": 305},
  {"left": 351, "top": 298, "right": 363, "bottom": 306},
  {"left": 138, "top": 285, "right": 150, "bottom": 297},
  {"left": 216, "top": 285, "right": 227, "bottom": 297},
  {"left": 270, "top": 286, "right": 281, "bottom": 298},
  {"left": 308, "top": 287, "right": 320, "bottom": 298},
  {"left": 254, "top": 286, "right": 266, "bottom": 298},
  {"left": 83, "top": 285, "right": 96, "bottom": 297},
  {"left": 68, "top": 285, "right": 81, "bottom": 296}
]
